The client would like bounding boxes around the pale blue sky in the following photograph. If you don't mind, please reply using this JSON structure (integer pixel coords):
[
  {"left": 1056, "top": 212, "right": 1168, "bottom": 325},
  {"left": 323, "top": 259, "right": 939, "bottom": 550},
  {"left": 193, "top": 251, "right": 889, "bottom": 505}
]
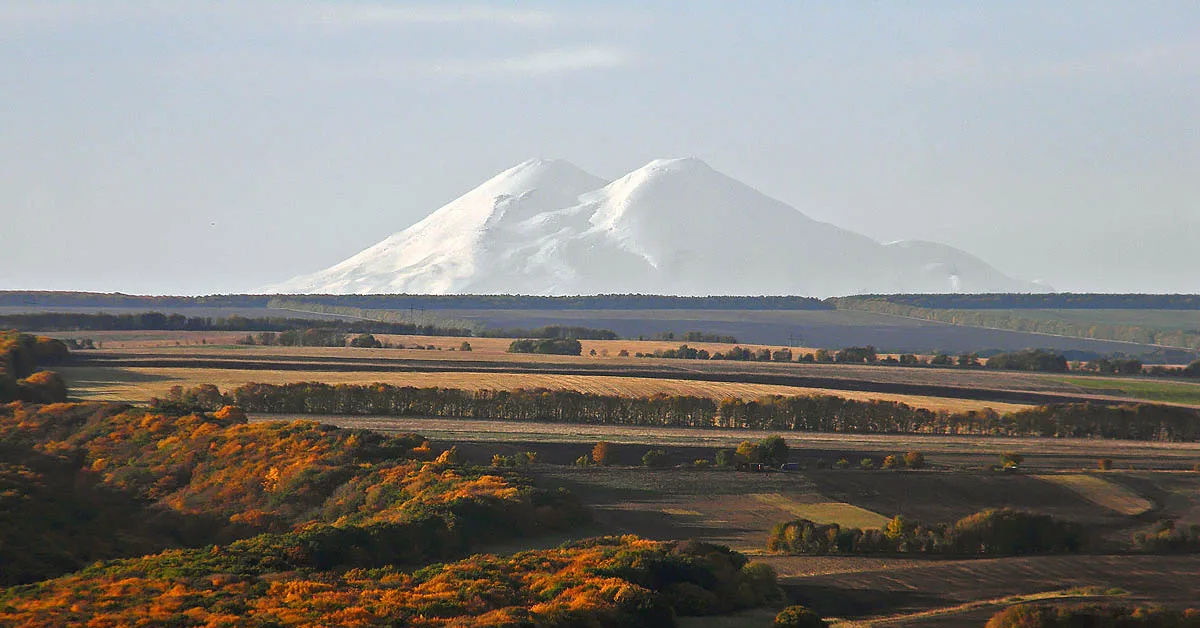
[{"left": 2, "top": 1, "right": 1197, "bottom": 294}]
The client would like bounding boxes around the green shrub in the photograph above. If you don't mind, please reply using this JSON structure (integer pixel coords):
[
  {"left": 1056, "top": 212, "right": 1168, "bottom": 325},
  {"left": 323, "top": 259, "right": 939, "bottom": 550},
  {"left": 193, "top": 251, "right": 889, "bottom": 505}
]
[
  {"left": 642, "top": 449, "right": 670, "bottom": 468},
  {"left": 774, "top": 605, "right": 828, "bottom": 628}
]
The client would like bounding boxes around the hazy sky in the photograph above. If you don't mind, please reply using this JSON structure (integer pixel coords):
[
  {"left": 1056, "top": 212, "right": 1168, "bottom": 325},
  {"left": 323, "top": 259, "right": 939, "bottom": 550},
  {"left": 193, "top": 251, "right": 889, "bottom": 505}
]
[{"left": 2, "top": 1, "right": 1197, "bottom": 295}]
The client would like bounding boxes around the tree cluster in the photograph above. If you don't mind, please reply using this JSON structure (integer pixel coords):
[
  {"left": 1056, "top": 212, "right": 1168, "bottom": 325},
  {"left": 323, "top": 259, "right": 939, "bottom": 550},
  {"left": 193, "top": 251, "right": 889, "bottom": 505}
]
[
  {"left": 0, "top": 330, "right": 69, "bottom": 403},
  {"left": 985, "top": 603, "right": 1200, "bottom": 628},
  {"left": 507, "top": 337, "right": 584, "bottom": 355},
  {"left": 0, "top": 311, "right": 474, "bottom": 337},
  {"left": 236, "top": 328, "right": 348, "bottom": 347},
  {"left": 1131, "top": 519, "right": 1200, "bottom": 553},
  {"left": 1083, "top": 357, "right": 1145, "bottom": 375},
  {"left": 480, "top": 325, "right": 618, "bottom": 340},
  {"left": 768, "top": 508, "right": 1085, "bottom": 556},
  {"left": 984, "top": 349, "right": 1069, "bottom": 373},
  {"left": 162, "top": 382, "right": 1200, "bottom": 442}
]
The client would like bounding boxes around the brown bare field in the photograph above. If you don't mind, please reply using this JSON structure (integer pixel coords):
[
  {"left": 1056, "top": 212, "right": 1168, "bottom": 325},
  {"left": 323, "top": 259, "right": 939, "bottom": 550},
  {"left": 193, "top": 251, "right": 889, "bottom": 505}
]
[
  {"left": 68, "top": 338, "right": 1200, "bottom": 409},
  {"left": 749, "top": 494, "right": 891, "bottom": 529},
  {"left": 1034, "top": 474, "right": 1154, "bottom": 515},
  {"left": 254, "top": 415, "right": 1200, "bottom": 470},
  {"left": 47, "top": 329, "right": 821, "bottom": 358},
  {"left": 58, "top": 364, "right": 1030, "bottom": 414}
]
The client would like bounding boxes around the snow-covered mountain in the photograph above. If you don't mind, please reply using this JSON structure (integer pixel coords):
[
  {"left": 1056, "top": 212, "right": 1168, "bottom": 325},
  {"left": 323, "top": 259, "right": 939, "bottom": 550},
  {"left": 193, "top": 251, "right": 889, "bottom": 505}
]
[{"left": 265, "top": 158, "right": 1045, "bottom": 296}]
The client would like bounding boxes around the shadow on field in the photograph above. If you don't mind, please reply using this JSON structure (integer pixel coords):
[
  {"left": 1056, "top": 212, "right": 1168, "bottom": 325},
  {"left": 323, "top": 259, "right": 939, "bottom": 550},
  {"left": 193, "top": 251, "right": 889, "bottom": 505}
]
[{"left": 783, "top": 583, "right": 950, "bottom": 618}]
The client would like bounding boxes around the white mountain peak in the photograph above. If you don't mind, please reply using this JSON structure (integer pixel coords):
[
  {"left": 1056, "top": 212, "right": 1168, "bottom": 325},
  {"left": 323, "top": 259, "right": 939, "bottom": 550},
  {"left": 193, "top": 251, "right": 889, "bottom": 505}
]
[{"left": 265, "top": 158, "right": 1044, "bottom": 296}]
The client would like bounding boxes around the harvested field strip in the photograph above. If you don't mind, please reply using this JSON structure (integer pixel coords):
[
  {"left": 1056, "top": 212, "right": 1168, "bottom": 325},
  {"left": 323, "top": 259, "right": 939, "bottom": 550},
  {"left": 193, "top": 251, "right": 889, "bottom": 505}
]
[
  {"left": 831, "top": 588, "right": 1121, "bottom": 628},
  {"left": 1034, "top": 474, "right": 1153, "bottom": 515},
  {"left": 751, "top": 493, "right": 891, "bottom": 529},
  {"left": 254, "top": 416, "right": 1200, "bottom": 465},
  {"left": 776, "top": 554, "right": 1200, "bottom": 622},
  {"left": 58, "top": 365, "right": 1029, "bottom": 413}
]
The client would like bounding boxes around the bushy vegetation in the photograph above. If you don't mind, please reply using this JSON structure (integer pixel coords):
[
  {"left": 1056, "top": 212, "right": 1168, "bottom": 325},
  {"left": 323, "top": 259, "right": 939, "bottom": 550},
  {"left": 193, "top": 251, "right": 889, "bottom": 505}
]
[
  {"left": 1131, "top": 520, "right": 1200, "bottom": 553},
  {"left": 732, "top": 435, "right": 790, "bottom": 466},
  {"left": 508, "top": 337, "right": 584, "bottom": 355},
  {"left": 985, "top": 603, "right": 1200, "bottom": 627},
  {"left": 237, "top": 328, "right": 348, "bottom": 347},
  {"left": 767, "top": 509, "right": 1085, "bottom": 556},
  {"left": 0, "top": 535, "right": 779, "bottom": 627},
  {"left": 774, "top": 605, "right": 829, "bottom": 628},
  {"left": 0, "top": 330, "right": 69, "bottom": 403},
  {"left": 985, "top": 349, "right": 1070, "bottom": 373},
  {"left": 0, "top": 401, "right": 584, "bottom": 585},
  {"left": 178, "top": 382, "right": 1200, "bottom": 441}
]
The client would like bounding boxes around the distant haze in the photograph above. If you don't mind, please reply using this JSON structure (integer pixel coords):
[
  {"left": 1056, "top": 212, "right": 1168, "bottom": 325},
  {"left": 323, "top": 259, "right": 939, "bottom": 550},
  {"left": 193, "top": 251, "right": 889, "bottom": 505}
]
[{"left": 1, "top": 2, "right": 1197, "bottom": 295}]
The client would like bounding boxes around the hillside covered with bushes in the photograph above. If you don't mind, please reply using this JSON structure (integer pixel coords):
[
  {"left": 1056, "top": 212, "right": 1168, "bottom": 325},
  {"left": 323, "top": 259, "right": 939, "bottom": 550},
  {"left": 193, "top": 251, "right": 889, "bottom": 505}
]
[{"left": 0, "top": 397, "right": 780, "bottom": 625}]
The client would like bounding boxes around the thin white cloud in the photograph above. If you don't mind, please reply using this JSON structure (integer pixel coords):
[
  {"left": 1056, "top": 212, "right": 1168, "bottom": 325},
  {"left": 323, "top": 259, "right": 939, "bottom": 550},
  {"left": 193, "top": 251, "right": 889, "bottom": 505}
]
[
  {"left": 415, "top": 46, "right": 633, "bottom": 78},
  {"left": 0, "top": 2, "right": 556, "bottom": 30},
  {"left": 296, "top": 4, "right": 555, "bottom": 29},
  {"left": 173, "top": 45, "right": 634, "bottom": 82}
]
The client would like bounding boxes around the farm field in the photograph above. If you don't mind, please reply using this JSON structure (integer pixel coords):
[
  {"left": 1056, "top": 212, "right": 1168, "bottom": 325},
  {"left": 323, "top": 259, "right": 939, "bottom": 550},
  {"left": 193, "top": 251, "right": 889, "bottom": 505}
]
[
  {"left": 510, "top": 464, "right": 1200, "bottom": 625},
  {"left": 16, "top": 302, "right": 1180, "bottom": 354},
  {"left": 1045, "top": 375, "right": 1200, "bottom": 405},
  {"left": 60, "top": 339, "right": 1200, "bottom": 410},
  {"left": 977, "top": 308, "right": 1200, "bottom": 332},
  {"left": 60, "top": 364, "right": 1032, "bottom": 413},
  {"left": 263, "top": 415, "right": 1200, "bottom": 471}
]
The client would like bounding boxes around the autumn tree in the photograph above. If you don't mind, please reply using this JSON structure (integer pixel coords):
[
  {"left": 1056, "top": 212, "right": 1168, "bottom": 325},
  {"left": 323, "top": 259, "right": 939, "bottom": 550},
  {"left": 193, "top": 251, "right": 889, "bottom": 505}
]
[
  {"left": 1000, "top": 452, "right": 1024, "bottom": 468},
  {"left": 592, "top": 441, "right": 613, "bottom": 466}
]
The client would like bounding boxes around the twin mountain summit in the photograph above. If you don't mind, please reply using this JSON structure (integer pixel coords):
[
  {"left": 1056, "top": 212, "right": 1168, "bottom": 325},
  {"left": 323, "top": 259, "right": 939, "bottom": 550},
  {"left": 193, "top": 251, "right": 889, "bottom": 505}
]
[{"left": 267, "top": 158, "right": 1046, "bottom": 296}]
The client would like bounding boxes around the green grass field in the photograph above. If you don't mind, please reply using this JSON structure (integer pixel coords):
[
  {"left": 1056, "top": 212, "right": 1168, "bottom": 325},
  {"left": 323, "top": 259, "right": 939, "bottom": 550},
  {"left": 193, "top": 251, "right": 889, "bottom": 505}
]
[
  {"left": 994, "top": 309, "right": 1200, "bottom": 332},
  {"left": 1050, "top": 376, "right": 1200, "bottom": 405}
]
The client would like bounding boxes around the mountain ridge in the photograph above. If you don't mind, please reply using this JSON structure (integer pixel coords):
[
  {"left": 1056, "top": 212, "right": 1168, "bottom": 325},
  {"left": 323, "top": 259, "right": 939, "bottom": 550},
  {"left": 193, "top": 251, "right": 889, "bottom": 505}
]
[{"left": 265, "top": 158, "right": 1046, "bottom": 296}]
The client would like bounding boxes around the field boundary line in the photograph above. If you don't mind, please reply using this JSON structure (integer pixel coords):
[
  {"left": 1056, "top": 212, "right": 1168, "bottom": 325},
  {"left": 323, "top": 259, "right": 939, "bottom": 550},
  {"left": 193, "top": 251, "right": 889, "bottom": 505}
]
[{"left": 829, "top": 587, "right": 1122, "bottom": 627}]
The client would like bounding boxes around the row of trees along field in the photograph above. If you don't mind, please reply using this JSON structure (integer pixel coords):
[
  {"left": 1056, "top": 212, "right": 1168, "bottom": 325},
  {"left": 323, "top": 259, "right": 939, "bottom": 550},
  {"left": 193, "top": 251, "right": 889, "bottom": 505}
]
[
  {"left": 0, "top": 331, "right": 69, "bottom": 403},
  {"left": 162, "top": 383, "right": 1200, "bottom": 441},
  {"left": 12, "top": 289, "right": 1200, "bottom": 311},
  {"left": 985, "top": 604, "right": 1200, "bottom": 627},
  {"left": 831, "top": 295, "right": 1200, "bottom": 351},
  {"left": 768, "top": 509, "right": 1084, "bottom": 556},
  {"left": 0, "top": 400, "right": 782, "bottom": 626},
  {"left": 0, "top": 311, "right": 476, "bottom": 336},
  {"left": 641, "top": 342, "right": 1200, "bottom": 377}
]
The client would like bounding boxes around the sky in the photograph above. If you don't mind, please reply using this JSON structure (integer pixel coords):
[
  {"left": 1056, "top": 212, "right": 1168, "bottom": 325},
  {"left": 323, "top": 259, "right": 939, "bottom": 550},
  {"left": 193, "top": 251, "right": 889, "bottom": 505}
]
[{"left": 1, "top": 1, "right": 1197, "bottom": 295}]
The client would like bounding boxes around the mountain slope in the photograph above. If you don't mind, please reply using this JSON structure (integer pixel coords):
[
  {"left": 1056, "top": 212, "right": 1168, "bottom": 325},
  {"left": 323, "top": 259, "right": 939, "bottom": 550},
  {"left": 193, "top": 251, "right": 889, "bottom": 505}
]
[{"left": 266, "top": 158, "right": 1043, "bottom": 296}]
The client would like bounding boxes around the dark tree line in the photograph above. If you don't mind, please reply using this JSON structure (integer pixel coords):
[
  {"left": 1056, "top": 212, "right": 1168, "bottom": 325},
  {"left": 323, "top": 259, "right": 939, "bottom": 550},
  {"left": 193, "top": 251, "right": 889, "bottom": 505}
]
[
  {"left": 507, "top": 338, "right": 584, "bottom": 355},
  {"left": 0, "top": 312, "right": 473, "bottom": 337},
  {"left": 834, "top": 294, "right": 1200, "bottom": 310},
  {"left": 163, "top": 383, "right": 1200, "bottom": 441},
  {"left": 768, "top": 509, "right": 1085, "bottom": 556},
  {"left": 985, "top": 349, "right": 1069, "bottom": 373},
  {"left": 479, "top": 325, "right": 618, "bottom": 340},
  {"left": 0, "top": 291, "right": 830, "bottom": 311}
]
